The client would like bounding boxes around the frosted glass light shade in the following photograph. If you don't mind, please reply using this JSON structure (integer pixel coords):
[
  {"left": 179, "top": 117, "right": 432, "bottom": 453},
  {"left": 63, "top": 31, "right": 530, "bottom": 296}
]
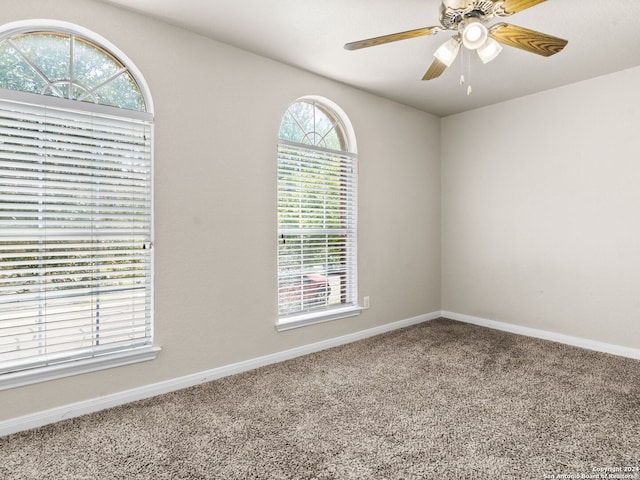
[
  {"left": 477, "top": 37, "right": 503, "bottom": 64},
  {"left": 434, "top": 37, "right": 461, "bottom": 67},
  {"left": 461, "top": 19, "right": 488, "bottom": 50}
]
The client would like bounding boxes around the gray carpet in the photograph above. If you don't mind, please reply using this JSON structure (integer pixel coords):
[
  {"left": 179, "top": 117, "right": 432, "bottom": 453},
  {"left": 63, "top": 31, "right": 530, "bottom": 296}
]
[{"left": 1, "top": 318, "right": 639, "bottom": 479}]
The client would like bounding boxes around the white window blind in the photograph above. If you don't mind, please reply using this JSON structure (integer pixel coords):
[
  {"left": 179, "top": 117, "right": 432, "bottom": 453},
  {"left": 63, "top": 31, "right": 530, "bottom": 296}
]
[
  {"left": 277, "top": 141, "right": 357, "bottom": 319},
  {"left": 0, "top": 97, "right": 153, "bottom": 376}
]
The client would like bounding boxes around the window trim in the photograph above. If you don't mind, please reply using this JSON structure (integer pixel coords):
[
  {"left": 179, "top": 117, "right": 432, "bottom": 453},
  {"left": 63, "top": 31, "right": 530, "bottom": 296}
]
[
  {"left": 276, "top": 305, "right": 363, "bottom": 332},
  {"left": 0, "top": 346, "right": 160, "bottom": 391},
  {"left": 0, "top": 21, "right": 156, "bottom": 390},
  {"left": 0, "top": 86, "right": 152, "bottom": 122}
]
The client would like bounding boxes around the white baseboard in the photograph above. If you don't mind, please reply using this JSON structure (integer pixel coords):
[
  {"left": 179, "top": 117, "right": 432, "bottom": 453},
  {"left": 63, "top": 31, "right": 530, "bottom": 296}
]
[
  {"left": 0, "top": 311, "right": 441, "bottom": 438},
  {"left": 442, "top": 311, "right": 640, "bottom": 360}
]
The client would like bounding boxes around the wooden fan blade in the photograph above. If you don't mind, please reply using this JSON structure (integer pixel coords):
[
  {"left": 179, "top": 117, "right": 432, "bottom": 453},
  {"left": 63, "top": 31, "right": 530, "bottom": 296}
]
[
  {"left": 498, "top": 0, "right": 547, "bottom": 15},
  {"left": 344, "top": 26, "right": 439, "bottom": 50},
  {"left": 422, "top": 58, "right": 448, "bottom": 80},
  {"left": 490, "top": 23, "right": 568, "bottom": 57}
]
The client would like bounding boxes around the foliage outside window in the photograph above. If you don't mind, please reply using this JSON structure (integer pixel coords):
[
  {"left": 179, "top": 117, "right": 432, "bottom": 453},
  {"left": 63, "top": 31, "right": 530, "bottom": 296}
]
[
  {"left": 277, "top": 99, "right": 358, "bottom": 329},
  {"left": 0, "top": 22, "right": 155, "bottom": 389}
]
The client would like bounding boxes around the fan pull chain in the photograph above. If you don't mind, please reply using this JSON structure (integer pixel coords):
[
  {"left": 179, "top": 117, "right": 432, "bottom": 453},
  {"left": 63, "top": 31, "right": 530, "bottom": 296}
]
[
  {"left": 459, "top": 46, "right": 465, "bottom": 85},
  {"left": 458, "top": 47, "right": 472, "bottom": 95},
  {"left": 466, "top": 48, "right": 472, "bottom": 95}
]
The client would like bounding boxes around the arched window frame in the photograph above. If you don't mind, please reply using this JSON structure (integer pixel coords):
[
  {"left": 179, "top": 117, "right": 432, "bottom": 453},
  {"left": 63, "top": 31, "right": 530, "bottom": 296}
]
[
  {"left": 0, "top": 19, "right": 153, "bottom": 116},
  {"left": 0, "top": 20, "right": 157, "bottom": 390},
  {"left": 276, "top": 96, "right": 360, "bottom": 331}
]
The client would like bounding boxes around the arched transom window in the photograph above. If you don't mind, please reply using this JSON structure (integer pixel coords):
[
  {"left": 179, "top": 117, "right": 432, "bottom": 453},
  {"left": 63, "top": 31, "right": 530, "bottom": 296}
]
[
  {"left": 0, "top": 28, "right": 147, "bottom": 111},
  {"left": 279, "top": 99, "right": 350, "bottom": 151},
  {"left": 276, "top": 98, "right": 359, "bottom": 330},
  {"left": 0, "top": 21, "right": 155, "bottom": 389}
]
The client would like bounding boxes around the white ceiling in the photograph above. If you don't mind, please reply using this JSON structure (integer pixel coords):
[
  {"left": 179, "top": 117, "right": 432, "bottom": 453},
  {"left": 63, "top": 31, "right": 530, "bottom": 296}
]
[{"left": 98, "top": 0, "right": 640, "bottom": 117}]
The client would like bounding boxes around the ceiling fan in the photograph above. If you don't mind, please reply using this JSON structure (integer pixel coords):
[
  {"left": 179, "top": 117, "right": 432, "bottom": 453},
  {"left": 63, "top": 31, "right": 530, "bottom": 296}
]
[{"left": 344, "top": 0, "right": 568, "bottom": 81}]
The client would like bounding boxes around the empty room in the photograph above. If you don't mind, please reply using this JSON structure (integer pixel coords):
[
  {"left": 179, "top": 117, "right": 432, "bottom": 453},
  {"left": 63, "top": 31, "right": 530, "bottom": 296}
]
[{"left": 1, "top": 0, "right": 639, "bottom": 478}]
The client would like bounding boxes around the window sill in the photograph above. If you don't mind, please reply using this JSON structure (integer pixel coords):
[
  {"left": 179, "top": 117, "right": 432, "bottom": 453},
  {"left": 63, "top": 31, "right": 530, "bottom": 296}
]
[
  {"left": 0, "top": 346, "right": 161, "bottom": 391},
  {"left": 276, "top": 306, "right": 363, "bottom": 332}
]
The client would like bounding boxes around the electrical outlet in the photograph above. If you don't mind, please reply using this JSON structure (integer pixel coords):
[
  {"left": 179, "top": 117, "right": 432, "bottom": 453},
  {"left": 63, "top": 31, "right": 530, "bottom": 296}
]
[{"left": 363, "top": 296, "right": 370, "bottom": 309}]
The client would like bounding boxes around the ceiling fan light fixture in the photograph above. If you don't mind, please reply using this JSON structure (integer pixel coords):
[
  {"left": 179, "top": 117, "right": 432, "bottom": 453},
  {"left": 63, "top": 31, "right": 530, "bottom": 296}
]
[
  {"left": 461, "top": 18, "right": 488, "bottom": 50},
  {"left": 434, "top": 36, "right": 461, "bottom": 67},
  {"left": 477, "top": 37, "right": 503, "bottom": 64}
]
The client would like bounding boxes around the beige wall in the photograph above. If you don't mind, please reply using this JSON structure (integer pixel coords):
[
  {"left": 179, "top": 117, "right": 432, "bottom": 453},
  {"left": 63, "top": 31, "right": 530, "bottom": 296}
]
[
  {"left": 442, "top": 66, "right": 640, "bottom": 350},
  {"left": 1, "top": 0, "right": 441, "bottom": 420}
]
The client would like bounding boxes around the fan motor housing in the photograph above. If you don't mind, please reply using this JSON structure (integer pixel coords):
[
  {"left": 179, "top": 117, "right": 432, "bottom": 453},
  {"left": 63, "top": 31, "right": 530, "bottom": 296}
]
[{"left": 440, "top": 1, "right": 499, "bottom": 30}]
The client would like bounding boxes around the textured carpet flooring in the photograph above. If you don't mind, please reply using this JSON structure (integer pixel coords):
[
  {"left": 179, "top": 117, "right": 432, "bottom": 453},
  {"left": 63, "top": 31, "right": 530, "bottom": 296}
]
[{"left": 1, "top": 318, "right": 639, "bottom": 479}]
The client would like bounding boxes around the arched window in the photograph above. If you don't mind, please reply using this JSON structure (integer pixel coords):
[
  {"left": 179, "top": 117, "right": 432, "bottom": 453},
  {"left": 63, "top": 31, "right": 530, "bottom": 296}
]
[
  {"left": 0, "top": 21, "right": 156, "bottom": 388},
  {"left": 277, "top": 97, "right": 359, "bottom": 330}
]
